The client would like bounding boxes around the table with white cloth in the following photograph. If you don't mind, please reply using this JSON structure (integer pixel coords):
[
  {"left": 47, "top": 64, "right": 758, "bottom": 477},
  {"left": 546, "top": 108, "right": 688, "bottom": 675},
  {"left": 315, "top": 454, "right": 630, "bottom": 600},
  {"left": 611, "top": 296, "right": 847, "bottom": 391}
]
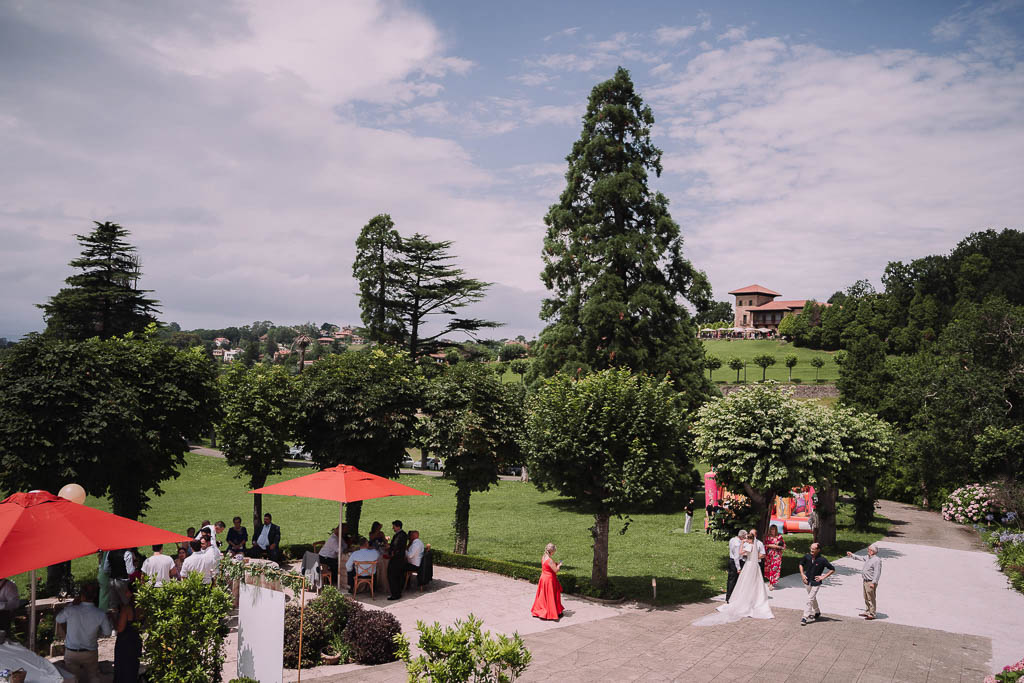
[{"left": 0, "top": 640, "right": 66, "bottom": 682}]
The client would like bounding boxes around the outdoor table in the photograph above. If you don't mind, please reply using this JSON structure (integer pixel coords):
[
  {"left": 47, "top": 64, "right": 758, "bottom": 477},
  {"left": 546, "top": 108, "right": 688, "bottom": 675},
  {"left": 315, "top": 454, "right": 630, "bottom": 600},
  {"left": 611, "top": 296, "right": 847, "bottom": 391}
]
[
  {"left": 244, "top": 557, "right": 283, "bottom": 591},
  {"left": 0, "top": 639, "right": 64, "bottom": 682},
  {"left": 376, "top": 557, "right": 390, "bottom": 594}
]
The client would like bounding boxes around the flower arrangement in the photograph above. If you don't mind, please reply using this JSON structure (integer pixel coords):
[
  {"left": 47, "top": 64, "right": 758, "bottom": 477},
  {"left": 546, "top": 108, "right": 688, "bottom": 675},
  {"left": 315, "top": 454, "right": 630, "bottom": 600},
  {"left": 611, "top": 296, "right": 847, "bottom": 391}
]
[
  {"left": 983, "top": 655, "right": 1024, "bottom": 682},
  {"left": 941, "top": 483, "right": 1000, "bottom": 525}
]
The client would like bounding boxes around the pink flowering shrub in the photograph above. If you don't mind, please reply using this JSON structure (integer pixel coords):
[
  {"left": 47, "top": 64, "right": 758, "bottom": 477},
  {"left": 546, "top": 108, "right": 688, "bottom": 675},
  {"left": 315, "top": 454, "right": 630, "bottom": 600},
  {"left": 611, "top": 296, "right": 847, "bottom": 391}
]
[
  {"left": 983, "top": 654, "right": 1024, "bottom": 682},
  {"left": 942, "top": 483, "right": 1000, "bottom": 525}
]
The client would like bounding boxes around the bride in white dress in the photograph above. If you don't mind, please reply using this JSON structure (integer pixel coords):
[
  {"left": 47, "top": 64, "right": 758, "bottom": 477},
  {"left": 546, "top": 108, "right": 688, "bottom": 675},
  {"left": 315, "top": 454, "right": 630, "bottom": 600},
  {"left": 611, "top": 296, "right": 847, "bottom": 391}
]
[{"left": 694, "top": 531, "right": 774, "bottom": 625}]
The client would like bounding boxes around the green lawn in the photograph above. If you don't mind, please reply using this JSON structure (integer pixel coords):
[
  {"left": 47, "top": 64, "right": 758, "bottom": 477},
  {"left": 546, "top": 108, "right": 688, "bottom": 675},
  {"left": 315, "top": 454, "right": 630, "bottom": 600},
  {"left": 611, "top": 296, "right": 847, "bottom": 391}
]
[
  {"left": 701, "top": 339, "right": 840, "bottom": 383},
  {"left": 8, "top": 453, "right": 886, "bottom": 606}
]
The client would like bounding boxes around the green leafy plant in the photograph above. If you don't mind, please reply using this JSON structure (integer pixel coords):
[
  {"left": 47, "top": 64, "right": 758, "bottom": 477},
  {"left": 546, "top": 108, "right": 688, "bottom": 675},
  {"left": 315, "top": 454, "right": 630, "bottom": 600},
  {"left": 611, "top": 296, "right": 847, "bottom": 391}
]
[
  {"left": 136, "top": 573, "right": 233, "bottom": 682},
  {"left": 342, "top": 607, "right": 403, "bottom": 665},
  {"left": 396, "top": 614, "right": 532, "bottom": 682}
]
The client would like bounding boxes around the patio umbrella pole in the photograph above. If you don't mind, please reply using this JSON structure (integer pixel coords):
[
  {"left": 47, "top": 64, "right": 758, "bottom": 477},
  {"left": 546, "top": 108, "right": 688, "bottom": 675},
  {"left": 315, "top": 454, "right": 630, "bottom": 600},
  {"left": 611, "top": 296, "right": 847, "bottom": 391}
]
[
  {"left": 338, "top": 502, "right": 345, "bottom": 589},
  {"left": 28, "top": 569, "right": 37, "bottom": 652}
]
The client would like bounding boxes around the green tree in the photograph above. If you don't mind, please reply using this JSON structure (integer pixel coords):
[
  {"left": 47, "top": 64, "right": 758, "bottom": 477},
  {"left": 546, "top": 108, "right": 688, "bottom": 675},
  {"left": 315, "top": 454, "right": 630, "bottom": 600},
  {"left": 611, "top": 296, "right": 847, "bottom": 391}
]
[
  {"left": 777, "top": 313, "right": 798, "bottom": 339},
  {"left": 752, "top": 354, "right": 776, "bottom": 381},
  {"left": 833, "top": 350, "right": 848, "bottom": 366},
  {"left": 499, "top": 343, "right": 527, "bottom": 362},
  {"left": 784, "top": 354, "right": 798, "bottom": 381},
  {"left": 0, "top": 334, "right": 219, "bottom": 519},
  {"left": 396, "top": 614, "right": 532, "bottom": 682},
  {"left": 530, "top": 67, "right": 713, "bottom": 407},
  {"left": 219, "top": 363, "right": 297, "bottom": 528},
  {"left": 294, "top": 347, "right": 423, "bottom": 533},
  {"left": 241, "top": 340, "right": 260, "bottom": 368},
  {"left": 423, "top": 364, "right": 524, "bottom": 554},
  {"left": 728, "top": 357, "right": 744, "bottom": 382},
  {"left": 524, "top": 369, "right": 691, "bottom": 589},
  {"left": 39, "top": 221, "right": 160, "bottom": 340},
  {"left": 509, "top": 359, "right": 529, "bottom": 384},
  {"left": 353, "top": 214, "right": 404, "bottom": 344},
  {"left": 704, "top": 355, "right": 722, "bottom": 380},
  {"left": 837, "top": 333, "right": 888, "bottom": 411},
  {"left": 810, "top": 356, "right": 825, "bottom": 381},
  {"left": 694, "top": 301, "right": 734, "bottom": 326},
  {"left": 693, "top": 383, "right": 828, "bottom": 539}
]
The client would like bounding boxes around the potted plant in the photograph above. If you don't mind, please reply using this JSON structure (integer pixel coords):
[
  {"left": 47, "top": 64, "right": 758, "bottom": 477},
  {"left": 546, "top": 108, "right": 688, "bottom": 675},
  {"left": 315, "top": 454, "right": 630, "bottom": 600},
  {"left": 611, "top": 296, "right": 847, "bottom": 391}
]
[{"left": 321, "top": 633, "right": 349, "bottom": 665}]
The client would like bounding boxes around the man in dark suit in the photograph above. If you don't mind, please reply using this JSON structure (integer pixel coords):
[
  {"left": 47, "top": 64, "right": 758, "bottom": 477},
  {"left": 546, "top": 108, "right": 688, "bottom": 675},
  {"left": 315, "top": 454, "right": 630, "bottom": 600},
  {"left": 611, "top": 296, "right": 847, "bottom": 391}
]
[
  {"left": 386, "top": 520, "right": 408, "bottom": 600},
  {"left": 250, "top": 512, "right": 282, "bottom": 566}
]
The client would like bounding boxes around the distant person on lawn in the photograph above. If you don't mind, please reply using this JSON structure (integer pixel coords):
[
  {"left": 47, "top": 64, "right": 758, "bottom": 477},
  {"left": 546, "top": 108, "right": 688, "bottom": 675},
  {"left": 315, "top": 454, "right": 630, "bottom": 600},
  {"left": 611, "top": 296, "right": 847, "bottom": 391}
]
[
  {"left": 847, "top": 544, "right": 882, "bottom": 619},
  {"left": 683, "top": 498, "right": 695, "bottom": 534},
  {"left": 799, "top": 542, "right": 835, "bottom": 625}
]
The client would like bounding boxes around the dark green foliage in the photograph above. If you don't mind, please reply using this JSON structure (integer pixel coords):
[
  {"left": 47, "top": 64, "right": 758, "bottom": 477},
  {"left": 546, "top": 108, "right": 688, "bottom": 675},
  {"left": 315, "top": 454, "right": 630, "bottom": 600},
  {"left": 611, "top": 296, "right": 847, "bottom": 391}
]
[
  {"left": 728, "top": 357, "right": 744, "bottom": 381},
  {"left": 136, "top": 573, "right": 233, "bottom": 682},
  {"left": 219, "top": 363, "right": 297, "bottom": 527},
  {"left": 343, "top": 607, "right": 403, "bottom": 665},
  {"left": 353, "top": 215, "right": 500, "bottom": 358},
  {"left": 431, "top": 550, "right": 580, "bottom": 594},
  {"left": 39, "top": 221, "right": 160, "bottom": 340},
  {"left": 524, "top": 368, "right": 692, "bottom": 588},
  {"left": 704, "top": 355, "right": 722, "bottom": 380},
  {"left": 752, "top": 353, "right": 776, "bottom": 381},
  {"left": 282, "top": 587, "right": 363, "bottom": 668},
  {"left": 0, "top": 335, "right": 219, "bottom": 519},
  {"left": 422, "top": 363, "right": 525, "bottom": 554},
  {"left": 499, "top": 343, "right": 527, "bottom": 362},
  {"left": 695, "top": 301, "right": 735, "bottom": 326},
  {"left": 531, "top": 67, "right": 713, "bottom": 406},
  {"left": 294, "top": 347, "right": 422, "bottom": 533},
  {"left": 836, "top": 332, "right": 887, "bottom": 411},
  {"left": 396, "top": 614, "right": 532, "bottom": 682}
]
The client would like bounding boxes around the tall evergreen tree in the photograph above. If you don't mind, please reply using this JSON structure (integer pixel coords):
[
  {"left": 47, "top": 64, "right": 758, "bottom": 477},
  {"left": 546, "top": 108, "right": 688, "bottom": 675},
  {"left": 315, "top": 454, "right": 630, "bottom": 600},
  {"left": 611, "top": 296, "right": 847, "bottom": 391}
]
[
  {"left": 353, "top": 214, "right": 403, "bottom": 344},
  {"left": 532, "top": 67, "right": 713, "bottom": 404},
  {"left": 39, "top": 221, "right": 160, "bottom": 340}
]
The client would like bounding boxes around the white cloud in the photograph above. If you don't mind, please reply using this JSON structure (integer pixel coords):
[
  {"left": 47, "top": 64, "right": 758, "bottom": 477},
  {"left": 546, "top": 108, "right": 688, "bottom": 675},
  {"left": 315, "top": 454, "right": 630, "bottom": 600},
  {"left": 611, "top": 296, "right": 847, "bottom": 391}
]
[
  {"left": 654, "top": 25, "right": 697, "bottom": 44},
  {"left": 509, "top": 72, "right": 555, "bottom": 86},
  {"left": 718, "top": 26, "right": 748, "bottom": 42},
  {"left": 544, "top": 26, "right": 581, "bottom": 42}
]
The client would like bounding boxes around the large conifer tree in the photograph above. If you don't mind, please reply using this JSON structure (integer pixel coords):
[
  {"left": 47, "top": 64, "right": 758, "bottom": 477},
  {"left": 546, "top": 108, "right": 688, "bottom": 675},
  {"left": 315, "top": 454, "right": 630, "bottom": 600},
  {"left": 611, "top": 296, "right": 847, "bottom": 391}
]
[
  {"left": 39, "top": 221, "right": 159, "bottom": 340},
  {"left": 533, "top": 67, "right": 713, "bottom": 405}
]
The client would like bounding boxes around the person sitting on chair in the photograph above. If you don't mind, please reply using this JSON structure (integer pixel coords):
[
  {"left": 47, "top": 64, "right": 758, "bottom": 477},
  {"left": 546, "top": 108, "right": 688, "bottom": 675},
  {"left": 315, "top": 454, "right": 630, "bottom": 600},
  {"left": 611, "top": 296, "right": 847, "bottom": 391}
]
[
  {"left": 318, "top": 526, "right": 341, "bottom": 579},
  {"left": 226, "top": 517, "right": 248, "bottom": 557},
  {"left": 250, "top": 513, "right": 282, "bottom": 566},
  {"left": 406, "top": 530, "right": 425, "bottom": 571},
  {"left": 346, "top": 537, "right": 380, "bottom": 594}
]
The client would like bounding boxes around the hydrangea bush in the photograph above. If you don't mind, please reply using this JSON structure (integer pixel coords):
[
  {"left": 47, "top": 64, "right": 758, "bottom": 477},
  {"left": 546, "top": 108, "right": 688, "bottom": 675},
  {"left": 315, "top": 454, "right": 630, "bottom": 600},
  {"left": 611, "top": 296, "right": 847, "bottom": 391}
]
[{"left": 942, "top": 483, "right": 1000, "bottom": 524}]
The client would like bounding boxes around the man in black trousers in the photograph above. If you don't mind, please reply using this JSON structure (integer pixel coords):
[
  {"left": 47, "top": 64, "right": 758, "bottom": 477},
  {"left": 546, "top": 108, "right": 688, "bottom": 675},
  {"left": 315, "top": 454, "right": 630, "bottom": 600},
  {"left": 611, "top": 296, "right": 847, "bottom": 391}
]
[
  {"left": 725, "top": 529, "right": 747, "bottom": 603},
  {"left": 386, "top": 520, "right": 408, "bottom": 601}
]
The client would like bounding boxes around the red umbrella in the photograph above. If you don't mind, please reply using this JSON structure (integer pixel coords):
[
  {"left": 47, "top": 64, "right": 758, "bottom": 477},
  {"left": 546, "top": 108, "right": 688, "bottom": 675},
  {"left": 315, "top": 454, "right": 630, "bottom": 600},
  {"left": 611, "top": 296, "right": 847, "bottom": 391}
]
[
  {"left": 0, "top": 490, "right": 193, "bottom": 649},
  {"left": 250, "top": 465, "right": 429, "bottom": 587}
]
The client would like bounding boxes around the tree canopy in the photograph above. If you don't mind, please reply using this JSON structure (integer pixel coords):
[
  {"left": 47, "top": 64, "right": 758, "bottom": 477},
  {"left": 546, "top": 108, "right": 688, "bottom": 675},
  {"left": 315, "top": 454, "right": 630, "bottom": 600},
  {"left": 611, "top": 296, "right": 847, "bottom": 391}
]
[
  {"left": 524, "top": 368, "right": 692, "bottom": 588},
  {"left": 0, "top": 334, "right": 219, "bottom": 518},
  {"left": 219, "top": 363, "right": 298, "bottom": 527},
  {"left": 293, "top": 347, "right": 423, "bottom": 532},
  {"left": 39, "top": 221, "right": 160, "bottom": 340},
  {"left": 530, "top": 67, "right": 713, "bottom": 406},
  {"left": 353, "top": 214, "right": 404, "bottom": 345},
  {"left": 422, "top": 363, "right": 525, "bottom": 554}
]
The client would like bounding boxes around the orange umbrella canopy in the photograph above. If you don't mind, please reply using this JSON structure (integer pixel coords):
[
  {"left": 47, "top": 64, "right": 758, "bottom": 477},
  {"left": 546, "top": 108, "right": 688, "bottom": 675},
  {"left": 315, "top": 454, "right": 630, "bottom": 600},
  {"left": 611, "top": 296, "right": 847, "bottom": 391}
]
[
  {"left": 0, "top": 491, "right": 193, "bottom": 578},
  {"left": 250, "top": 464, "right": 430, "bottom": 503}
]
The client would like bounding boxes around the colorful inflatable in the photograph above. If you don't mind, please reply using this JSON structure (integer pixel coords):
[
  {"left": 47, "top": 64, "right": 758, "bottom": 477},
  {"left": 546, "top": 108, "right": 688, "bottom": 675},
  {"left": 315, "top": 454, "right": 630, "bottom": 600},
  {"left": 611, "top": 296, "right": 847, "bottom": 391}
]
[{"left": 703, "top": 470, "right": 815, "bottom": 533}]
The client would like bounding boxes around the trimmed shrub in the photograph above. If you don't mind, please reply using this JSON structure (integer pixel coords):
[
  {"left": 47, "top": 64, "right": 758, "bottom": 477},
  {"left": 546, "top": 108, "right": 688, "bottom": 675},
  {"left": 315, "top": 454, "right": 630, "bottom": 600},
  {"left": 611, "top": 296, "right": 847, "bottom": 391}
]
[
  {"left": 282, "top": 588, "right": 363, "bottom": 668},
  {"left": 343, "top": 608, "right": 403, "bottom": 664},
  {"left": 432, "top": 549, "right": 579, "bottom": 594},
  {"left": 397, "top": 614, "right": 532, "bottom": 681},
  {"left": 310, "top": 586, "right": 361, "bottom": 632}
]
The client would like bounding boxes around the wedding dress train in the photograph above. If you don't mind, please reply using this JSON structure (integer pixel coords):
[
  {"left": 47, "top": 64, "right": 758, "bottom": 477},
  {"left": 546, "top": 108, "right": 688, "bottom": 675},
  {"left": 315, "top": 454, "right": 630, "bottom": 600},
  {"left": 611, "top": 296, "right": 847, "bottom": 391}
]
[{"left": 693, "top": 558, "right": 774, "bottom": 626}]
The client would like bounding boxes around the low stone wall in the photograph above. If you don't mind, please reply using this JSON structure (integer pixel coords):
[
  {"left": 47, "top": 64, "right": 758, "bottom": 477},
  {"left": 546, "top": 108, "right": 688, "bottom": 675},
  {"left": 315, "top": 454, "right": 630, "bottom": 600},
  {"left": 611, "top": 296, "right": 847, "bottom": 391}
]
[{"left": 718, "top": 383, "right": 838, "bottom": 398}]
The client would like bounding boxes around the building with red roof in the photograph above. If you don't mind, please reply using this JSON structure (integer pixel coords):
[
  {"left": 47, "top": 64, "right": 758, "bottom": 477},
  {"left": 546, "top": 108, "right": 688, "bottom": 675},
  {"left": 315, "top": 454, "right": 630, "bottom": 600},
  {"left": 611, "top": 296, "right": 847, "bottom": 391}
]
[{"left": 727, "top": 284, "right": 820, "bottom": 332}]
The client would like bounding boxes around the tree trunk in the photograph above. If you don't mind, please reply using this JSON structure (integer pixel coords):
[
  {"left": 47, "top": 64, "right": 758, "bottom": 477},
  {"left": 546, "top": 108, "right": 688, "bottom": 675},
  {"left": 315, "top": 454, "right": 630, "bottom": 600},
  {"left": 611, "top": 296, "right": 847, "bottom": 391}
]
[
  {"left": 742, "top": 484, "right": 773, "bottom": 541},
  {"left": 591, "top": 513, "right": 610, "bottom": 589},
  {"left": 454, "top": 485, "right": 471, "bottom": 555},
  {"left": 253, "top": 493, "right": 263, "bottom": 532},
  {"left": 209, "top": 426, "right": 217, "bottom": 448},
  {"left": 420, "top": 447, "right": 429, "bottom": 470},
  {"left": 345, "top": 500, "right": 363, "bottom": 538},
  {"left": 816, "top": 484, "right": 839, "bottom": 547}
]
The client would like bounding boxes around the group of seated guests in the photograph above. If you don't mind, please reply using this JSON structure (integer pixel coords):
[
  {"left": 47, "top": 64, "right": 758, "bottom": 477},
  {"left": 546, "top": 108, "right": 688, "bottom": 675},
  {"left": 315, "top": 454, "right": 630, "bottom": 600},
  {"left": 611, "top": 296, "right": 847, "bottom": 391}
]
[{"left": 313, "top": 519, "right": 428, "bottom": 600}]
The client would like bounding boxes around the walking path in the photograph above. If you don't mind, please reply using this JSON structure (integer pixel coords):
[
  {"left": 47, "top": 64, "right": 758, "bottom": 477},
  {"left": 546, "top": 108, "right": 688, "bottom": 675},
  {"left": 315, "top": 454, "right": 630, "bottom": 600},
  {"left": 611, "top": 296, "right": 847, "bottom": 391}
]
[{"left": 317, "top": 499, "right": 1020, "bottom": 682}]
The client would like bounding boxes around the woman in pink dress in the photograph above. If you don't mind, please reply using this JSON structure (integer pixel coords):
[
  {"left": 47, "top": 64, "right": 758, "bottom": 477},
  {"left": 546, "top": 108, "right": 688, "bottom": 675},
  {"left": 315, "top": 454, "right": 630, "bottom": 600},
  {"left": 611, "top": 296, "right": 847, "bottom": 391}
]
[
  {"left": 530, "top": 543, "right": 564, "bottom": 620},
  {"left": 764, "top": 526, "right": 786, "bottom": 590}
]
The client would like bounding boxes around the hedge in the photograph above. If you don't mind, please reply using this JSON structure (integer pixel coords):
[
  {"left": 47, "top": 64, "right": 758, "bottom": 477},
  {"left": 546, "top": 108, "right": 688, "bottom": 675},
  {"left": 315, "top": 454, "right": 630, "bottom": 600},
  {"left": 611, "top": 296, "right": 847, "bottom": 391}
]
[{"left": 432, "top": 549, "right": 579, "bottom": 594}]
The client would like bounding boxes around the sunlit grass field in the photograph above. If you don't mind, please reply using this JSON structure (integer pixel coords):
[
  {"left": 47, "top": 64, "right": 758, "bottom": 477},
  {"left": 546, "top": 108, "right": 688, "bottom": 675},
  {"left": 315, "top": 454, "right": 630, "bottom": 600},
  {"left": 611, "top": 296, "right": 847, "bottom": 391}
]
[
  {"left": 701, "top": 339, "right": 841, "bottom": 383},
  {"left": 9, "top": 452, "right": 885, "bottom": 605}
]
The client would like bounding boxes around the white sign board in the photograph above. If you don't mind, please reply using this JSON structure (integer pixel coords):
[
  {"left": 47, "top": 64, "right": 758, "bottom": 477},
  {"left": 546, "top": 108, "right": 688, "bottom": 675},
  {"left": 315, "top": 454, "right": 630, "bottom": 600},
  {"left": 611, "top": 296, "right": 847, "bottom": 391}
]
[{"left": 237, "top": 582, "right": 285, "bottom": 683}]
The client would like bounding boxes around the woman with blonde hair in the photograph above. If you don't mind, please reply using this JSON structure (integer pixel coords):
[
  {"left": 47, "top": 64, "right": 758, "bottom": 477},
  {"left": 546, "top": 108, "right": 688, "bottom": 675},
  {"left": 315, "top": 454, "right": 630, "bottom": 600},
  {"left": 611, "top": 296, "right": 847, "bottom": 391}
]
[{"left": 530, "top": 543, "right": 564, "bottom": 620}]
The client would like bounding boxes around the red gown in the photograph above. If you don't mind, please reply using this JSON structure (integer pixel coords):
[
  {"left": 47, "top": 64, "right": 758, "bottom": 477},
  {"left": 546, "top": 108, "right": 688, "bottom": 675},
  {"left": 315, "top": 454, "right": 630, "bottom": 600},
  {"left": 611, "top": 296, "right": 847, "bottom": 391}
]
[{"left": 530, "top": 557, "right": 564, "bottom": 620}]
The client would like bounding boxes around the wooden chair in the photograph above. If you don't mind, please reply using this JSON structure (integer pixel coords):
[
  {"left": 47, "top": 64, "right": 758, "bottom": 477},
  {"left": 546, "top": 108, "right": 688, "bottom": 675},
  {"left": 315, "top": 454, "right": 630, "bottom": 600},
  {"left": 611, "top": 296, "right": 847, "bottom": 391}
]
[{"left": 352, "top": 561, "right": 376, "bottom": 597}]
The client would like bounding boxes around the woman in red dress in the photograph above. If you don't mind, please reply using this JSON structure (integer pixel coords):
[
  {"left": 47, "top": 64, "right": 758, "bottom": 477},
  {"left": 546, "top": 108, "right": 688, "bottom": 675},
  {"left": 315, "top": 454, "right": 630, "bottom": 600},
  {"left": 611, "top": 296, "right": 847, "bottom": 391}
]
[
  {"left": 764, "top": 526, "right": 786, "bottom": 590},
  {"left": 530, "top": 543, "right": 564, "bottom": 620}
]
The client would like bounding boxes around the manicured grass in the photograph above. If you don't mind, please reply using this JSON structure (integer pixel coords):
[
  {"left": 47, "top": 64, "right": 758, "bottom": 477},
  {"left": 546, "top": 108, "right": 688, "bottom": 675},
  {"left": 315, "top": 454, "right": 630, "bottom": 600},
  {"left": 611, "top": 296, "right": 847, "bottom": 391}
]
[
  {"left": 701, "top": 339, "right": 840, "bottom": 383},
  {"left": 8, "top": 453, "right": 886, "bottom": 606}
]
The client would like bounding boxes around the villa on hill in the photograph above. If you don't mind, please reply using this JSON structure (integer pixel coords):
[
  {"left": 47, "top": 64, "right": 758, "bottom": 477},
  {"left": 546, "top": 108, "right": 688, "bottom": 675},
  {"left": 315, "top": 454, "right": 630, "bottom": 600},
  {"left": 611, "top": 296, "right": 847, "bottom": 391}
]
[{"left": 700, "top": 285, "right": 820, "bottom": 338}]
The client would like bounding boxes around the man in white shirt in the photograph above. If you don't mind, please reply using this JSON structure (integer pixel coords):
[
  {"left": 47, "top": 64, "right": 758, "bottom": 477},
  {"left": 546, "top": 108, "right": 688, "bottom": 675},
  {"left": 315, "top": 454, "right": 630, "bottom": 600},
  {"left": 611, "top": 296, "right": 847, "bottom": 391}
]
[
  {"left": 141, "top": 544, "right": 175, "bottom": 586},
  {"left": 345, "top": 537, "right": 381, "bottom": 593},
  {"left": 726, "top": 530, "right": 747, "bottom": 603},
  {"left": 318, "top": 526, "right": 341, "bottom": 580},
  {"left": 179, "top": 540, "right": 208, "bottom": 583},
  {"left": 56, "top": 582, "right": 112, "bottom": 683},
  {"left": 406, "top": 530, "right": 425, "bottom": 568}
]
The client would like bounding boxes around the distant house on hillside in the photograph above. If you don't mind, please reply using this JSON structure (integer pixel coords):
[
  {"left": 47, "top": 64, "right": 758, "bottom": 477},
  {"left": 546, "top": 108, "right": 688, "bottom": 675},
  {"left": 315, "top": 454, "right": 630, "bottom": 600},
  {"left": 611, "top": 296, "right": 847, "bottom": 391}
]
[
  {"left": 727, "top": 284, "right": 819, "bottom": 333},
  {"left": 212, "top": 337, "right": 231, "bottom": 347}
]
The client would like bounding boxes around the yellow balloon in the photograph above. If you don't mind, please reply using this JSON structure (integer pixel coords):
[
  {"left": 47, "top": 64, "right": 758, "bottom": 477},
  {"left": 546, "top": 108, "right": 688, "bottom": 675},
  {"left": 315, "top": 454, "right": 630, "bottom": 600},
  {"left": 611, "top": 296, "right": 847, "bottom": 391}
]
[{"left": 58, "top": 483, "right": 86, "bottom": 505}]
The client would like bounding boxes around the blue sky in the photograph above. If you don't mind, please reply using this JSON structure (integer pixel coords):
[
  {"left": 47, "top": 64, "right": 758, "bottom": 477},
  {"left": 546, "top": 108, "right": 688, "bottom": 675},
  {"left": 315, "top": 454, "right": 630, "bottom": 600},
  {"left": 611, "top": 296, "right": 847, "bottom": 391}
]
[{"left": 2, "top": 1, "right": 1023, "bottom": 340}]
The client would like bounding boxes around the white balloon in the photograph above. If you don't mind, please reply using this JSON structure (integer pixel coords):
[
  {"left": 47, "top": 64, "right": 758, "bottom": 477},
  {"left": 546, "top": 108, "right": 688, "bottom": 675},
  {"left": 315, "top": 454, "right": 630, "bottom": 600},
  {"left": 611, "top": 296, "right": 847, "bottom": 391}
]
[{"left": 58, "top": 483, "right": 86, "bottom": 505}]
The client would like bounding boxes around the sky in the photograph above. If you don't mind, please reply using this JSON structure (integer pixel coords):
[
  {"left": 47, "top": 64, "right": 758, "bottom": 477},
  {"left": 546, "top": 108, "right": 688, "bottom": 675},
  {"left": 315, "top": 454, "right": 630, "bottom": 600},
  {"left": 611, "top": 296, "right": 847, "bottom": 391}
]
[{"left": 2, "top": 0, "right": 1023, "bottom": 340}]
